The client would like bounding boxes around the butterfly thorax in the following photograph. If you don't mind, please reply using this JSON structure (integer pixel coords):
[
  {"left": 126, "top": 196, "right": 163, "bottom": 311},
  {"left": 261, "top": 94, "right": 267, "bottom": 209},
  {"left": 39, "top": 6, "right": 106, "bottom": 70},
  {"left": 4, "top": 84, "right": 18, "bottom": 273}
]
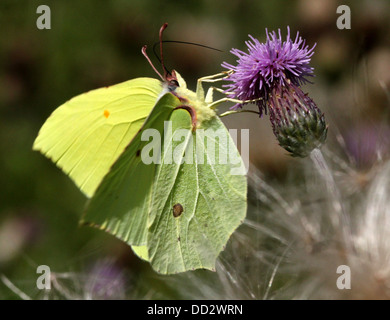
[{"left": 170, "top": 70, "right": 216, "bottom": 128}]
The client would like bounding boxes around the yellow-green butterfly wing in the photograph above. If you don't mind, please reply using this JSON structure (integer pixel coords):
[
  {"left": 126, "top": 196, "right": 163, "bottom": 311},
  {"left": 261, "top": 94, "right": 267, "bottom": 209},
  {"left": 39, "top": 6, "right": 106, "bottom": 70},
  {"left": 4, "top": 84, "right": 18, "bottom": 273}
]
[
  {"left": 33, "top": 78, "right": 162, "bottom": 197},
  {"left": 81, "top": 93, "right": 181, "bottom": 246}
]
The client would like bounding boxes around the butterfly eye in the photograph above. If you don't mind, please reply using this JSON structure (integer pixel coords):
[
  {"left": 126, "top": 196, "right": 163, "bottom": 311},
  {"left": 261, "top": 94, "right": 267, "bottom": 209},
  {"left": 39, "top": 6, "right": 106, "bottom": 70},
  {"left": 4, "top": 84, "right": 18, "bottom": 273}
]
[
  {"left": 168, "top": 79, "right": 179, "bottom": 92},
  {"left": 172, "top": 203, "right": 183, "bottom": 217},
  {"left": 170, "top": 80, "right": 179, "bottom": 87}
]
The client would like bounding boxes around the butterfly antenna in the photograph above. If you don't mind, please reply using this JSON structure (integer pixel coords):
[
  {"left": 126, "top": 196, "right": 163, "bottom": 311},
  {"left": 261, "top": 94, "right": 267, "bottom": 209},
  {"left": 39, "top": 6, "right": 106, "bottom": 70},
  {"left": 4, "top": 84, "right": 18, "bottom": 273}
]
[
  {"left": 153, "top": 40, "right": 223, "bottom": 58},
  {"left": 152, "top": 39, "right": 222, "bottom": 75}
]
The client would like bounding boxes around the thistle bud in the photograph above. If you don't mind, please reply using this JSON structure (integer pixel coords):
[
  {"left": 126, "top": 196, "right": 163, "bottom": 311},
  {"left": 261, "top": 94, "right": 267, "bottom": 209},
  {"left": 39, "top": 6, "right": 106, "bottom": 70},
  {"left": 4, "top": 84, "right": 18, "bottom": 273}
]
[{"left": 268, "top": 83, "right": 327, "bottom": 157}]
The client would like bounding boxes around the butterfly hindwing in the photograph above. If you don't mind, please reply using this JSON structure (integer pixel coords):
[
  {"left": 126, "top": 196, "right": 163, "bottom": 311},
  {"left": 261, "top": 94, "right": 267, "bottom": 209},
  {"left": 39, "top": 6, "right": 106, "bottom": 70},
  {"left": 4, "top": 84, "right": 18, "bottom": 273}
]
[{"left": 147, "top": 110, "right": 247, "bottom": 274}]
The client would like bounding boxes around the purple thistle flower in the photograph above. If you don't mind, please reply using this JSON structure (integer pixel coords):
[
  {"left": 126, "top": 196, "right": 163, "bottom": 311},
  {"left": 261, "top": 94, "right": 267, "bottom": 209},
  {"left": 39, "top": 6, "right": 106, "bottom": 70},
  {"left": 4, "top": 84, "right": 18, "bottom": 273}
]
[
  {"left": 222, "top": 27, "right": 316, "bottom": 115},
  {"left": 222, "top": 26, "right": 327, "bottom": 157}
]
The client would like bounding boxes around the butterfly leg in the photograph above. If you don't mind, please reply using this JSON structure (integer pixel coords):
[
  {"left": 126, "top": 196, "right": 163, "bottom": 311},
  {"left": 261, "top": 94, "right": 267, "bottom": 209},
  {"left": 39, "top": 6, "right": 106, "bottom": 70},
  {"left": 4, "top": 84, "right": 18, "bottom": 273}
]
[
  {"left": 208, "top": 96, "right": 263, "bottom": 110},
  {"left": 204, "top": 86, "right": 236, "bottom": 104},
  {"left": 196, "top": 71, "right": 233, "bottom": 100},
  {"left": 204, "top": 85, "right": 263, "bottom": 108},
  {"left": 218, "top": 109, "right": 262, "bottom": 117},
  {"left": 197, "top": 70, "right": 233, "bottom": 83}
]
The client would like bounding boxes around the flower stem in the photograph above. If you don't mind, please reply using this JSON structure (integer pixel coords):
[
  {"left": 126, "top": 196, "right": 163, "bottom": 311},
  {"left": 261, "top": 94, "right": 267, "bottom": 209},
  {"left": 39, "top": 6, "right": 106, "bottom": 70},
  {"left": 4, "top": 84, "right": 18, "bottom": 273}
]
[
  {"left": 310, "top": 148, "right": 343, "bottom": 215},
  {"left": 310, "top": 148, "right": 351, "bottom": 253}
]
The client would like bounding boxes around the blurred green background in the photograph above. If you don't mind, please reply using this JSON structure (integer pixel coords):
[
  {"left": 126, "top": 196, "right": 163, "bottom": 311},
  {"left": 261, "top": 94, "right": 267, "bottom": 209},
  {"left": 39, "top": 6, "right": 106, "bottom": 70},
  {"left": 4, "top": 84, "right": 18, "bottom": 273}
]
[{"left": 1, "top": 0, "right": 390, "bottom": 299}]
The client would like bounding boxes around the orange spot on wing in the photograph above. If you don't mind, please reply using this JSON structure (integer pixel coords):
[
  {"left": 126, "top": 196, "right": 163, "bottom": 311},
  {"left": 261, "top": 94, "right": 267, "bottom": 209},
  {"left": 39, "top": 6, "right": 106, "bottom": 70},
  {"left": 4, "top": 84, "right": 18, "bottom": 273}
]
[{"left": 104, "top": 110, "right": 110, "bottom": 118}]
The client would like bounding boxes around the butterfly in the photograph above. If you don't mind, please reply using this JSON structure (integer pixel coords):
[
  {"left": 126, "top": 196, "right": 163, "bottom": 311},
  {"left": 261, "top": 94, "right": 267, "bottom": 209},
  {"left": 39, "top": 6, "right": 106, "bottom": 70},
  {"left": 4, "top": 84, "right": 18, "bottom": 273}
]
[{"left": 33, "top": 23, "right": 247, "bottom": 274}]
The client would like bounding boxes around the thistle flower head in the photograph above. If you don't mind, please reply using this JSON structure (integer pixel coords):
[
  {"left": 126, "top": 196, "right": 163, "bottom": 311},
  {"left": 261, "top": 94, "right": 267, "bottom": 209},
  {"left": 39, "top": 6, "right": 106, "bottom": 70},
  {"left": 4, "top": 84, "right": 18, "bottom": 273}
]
[
  {"left": 222, "top": 27, "right": 326, "bottom": 156},
  {"left": 222, "top": 27, "right": 316, "bottom": 114}
]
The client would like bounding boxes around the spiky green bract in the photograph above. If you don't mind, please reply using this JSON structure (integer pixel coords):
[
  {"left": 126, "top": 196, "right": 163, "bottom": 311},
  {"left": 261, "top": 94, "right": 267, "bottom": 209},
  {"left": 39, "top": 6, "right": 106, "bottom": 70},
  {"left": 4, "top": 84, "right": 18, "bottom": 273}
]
[{"left": 269, "top": 83, "right": 327, "bottom": 157}]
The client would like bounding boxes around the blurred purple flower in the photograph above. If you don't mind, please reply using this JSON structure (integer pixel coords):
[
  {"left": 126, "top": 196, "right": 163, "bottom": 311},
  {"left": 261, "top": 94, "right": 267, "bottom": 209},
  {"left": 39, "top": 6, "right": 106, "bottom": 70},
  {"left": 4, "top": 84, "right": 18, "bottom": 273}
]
[
  {"left": 343, "top": 124, "right": 390, "bottom": 169},
  {"left": 85, "top": 259, "right": 126, "bottom": 300},
  {"left": 222, "top": 27, "right": 316, "bottom": 114},
  {"left": 0, "top": 212, "right": 42, "bottom": 264}
]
